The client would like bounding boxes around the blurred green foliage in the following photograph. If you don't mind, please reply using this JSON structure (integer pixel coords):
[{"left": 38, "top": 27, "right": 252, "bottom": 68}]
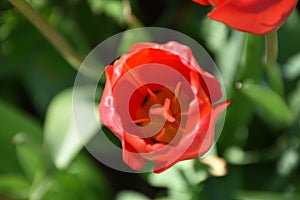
[{"left": 1, "top": 0, "right": 300, "bottom": 200}]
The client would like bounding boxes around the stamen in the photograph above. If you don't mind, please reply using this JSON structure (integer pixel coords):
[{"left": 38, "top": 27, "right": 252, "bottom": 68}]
[
  {"left": 163, "top": 98, "right": 171, "bottom": 110},
  {"left": 132, "top": 118, "right": 151, "bottom": 124},
  {"left": 165, "top": 112, "right": 176, "bottom": 123},
  {"left": 163, "top": 98, "right": 175, "bottom": 123},
  {"left": 155, "top": 127, "right": 166, "bottom": 141},
  {"left": 147, "top": 88, "right": 159, "bottom": 103},
  {"left": 173, "top": 81, "right": 182, "bottom": 103}
]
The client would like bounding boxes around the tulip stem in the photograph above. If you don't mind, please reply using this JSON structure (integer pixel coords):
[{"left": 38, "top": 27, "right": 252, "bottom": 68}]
[
  {"left": 8, "top": 0, "right": 83, "bottom": 71},
  {"left": 264, "top": 31, "right": 284, "bottom": 96},
  {"left": 264, "top": 31, "right": 278, "bottom": 65}
]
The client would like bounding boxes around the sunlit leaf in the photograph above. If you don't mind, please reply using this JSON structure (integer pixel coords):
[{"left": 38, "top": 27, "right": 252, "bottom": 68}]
[
  {"left": 44, "top": 87, "right": 100, "bottom": 169},
  {"left": 116, "top": 190, "right": 150, "bottom": 200},
  {"left": 117, "top": 28, "right": 152, "bottom": 55},
  {"left": 276, "top": 148, "right": 299, "bottom": 176},
  {"left": 201, "top": 18, "right": 229, "bottom": 54},
  {"left": 149, "top": 160, "right": 207, "bottom": 200},
  {"left": 284, "top": 53, "right": 300, "bottom": 80},
  {"left": 29, "top": 174, "right": 53, "bottom": 200}
]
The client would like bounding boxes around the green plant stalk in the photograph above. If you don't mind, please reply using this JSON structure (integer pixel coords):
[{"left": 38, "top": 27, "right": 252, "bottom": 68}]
[
  {"left": 264, "top": 31, "right": 278, "bottom": 65},
  {"left": 264, "top": 31, "right": 284, "bottom": 96},
  {"left": 8, "top": 0, "right": 83, "bottom": 71}
]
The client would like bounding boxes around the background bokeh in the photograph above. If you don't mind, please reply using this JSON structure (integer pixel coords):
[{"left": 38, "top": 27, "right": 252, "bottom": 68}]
[{"left": 1, "top": 0, "right": 300, "bottom": 199}]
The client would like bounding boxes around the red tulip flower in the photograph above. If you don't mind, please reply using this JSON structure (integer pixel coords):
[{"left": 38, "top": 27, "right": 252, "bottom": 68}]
[
  {"left": 193, "top": 0, "right": 298, "bottom": 34},
  {"left": 99, "top": 41, "right": 229, "bottom": 173}
]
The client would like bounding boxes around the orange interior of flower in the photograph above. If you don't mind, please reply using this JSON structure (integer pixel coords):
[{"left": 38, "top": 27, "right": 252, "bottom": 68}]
[{"left": 129, "top": 83, "right": 182, "bottom": 144}]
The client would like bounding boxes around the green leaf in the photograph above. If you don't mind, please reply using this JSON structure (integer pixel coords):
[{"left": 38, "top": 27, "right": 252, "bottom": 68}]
[
  {"left": 29, "top": 174, "right": 53, "bottom": 200},
  {"left": 201, "top": 18, "right": 229, "bottom": 54},
  {"left": 264, "top": 63, "right": 285, "bottom": 97},
  {"left": 29, "top": 152, "right": 110, "bottom": 200},
  {"left": 87, "top": 0, "right": 125, "bottom": 25},
  {"left": 14, "top": 133, "right": 44, "bottom": 181},
  {"left": 288, "top": 81, "right": 300, "bottom": 123},
  {"left": 216, "top": 30, "right": 245, "bottom": 91},
  {"left": 236, "top": 191, "right": 300, "bottom": 200},
  {"left": 41, "top": 153, "right": 111, "bottom": 200},
  {"left": 278, "top": 9, "right": 300, "bottom": 64},
  {"left": 44, "top": 172, "right": 88, "bottom": 200},
  {"left": 0, "top": 8, "right": 76, "bottom": 116},
  {"left": 44, "top": 86, "right": 100, "bottom": 169},
  {"left": 0, "top": 99, "right": 42, "bottom": 174},
  {"left": 0, "top": 174, "right": 30, "bottom": 199},
  {"left": 218, "top": 34, "right": 264, "bottom": 150},
  {"left": 148, "top": 160, "right": 207, "bottom": 200},
  {"left": 117, "top": 28, "right": 152, "bottom": 55},
  {"left": 116, "top": 190, "right": 150, "bottom": 200},
  {"left": 284, "top": 53, "right": 300, "bottom": 80},
  {"left": 68, "top": 153, "right": 111, "bottom": 198},
  {"left": 276, "top": 148, "right": 299, "bottom": 176},
  {"left": 237, "top": 34, "right": 264, "bottom": 83},
  {"left": 240, "top": 83, "right": 293, "bottom": 127}
]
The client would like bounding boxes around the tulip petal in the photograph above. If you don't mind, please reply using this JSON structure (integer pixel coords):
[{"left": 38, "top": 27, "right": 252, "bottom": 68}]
[
  {"left": 130, "top": 41, "right": 223, "bottom": 103},
  {"left": 160, "top": 42, "right": 223, "bottom": 103},
  {"left": 193, "top": 0, "right": 228, "bottom": 7},
  {"left": 122, "top": 133, "right": 148, "bottom": 170},
  {"left": 193, "top": 0, "right": 210, "bottom": 6},
  {"left": 99, "top": 66, "right": 123, "bottom": 139},
  {"left": 173, "top": 100, "right": 229, "bottom": 163},
  {"left": 192, "top": 0, "right": 210, "bottom": 6},
  {"left": 153, "top": 161, "right": 178, "bottom": 173},
  {"left": 99, "top": 41, "right": 230, "bottom": 173},
  {"left": 129, "top": 42, "right": 158, "bottom": 52},
  {"left": 151, "top": 100, "right": 229, "bottom": 173},
  {"left": 197, "top": 100, "right": 230, "bottom": 156},
  {"left": 208, "top": 0, "right": 297, "bottom": 34}
]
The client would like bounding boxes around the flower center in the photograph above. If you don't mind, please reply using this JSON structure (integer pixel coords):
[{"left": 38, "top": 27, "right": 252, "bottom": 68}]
[{"left": 131, "top": 82, "right": 182, "bottom": 144}]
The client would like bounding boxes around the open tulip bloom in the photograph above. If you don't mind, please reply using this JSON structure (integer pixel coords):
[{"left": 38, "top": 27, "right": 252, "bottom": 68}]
[
  {"left": 193, "top": 0, "right": 298, "bottom": 34},
  {"left": 99, "top": 41, "right": 229, "bottom": 173}
]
